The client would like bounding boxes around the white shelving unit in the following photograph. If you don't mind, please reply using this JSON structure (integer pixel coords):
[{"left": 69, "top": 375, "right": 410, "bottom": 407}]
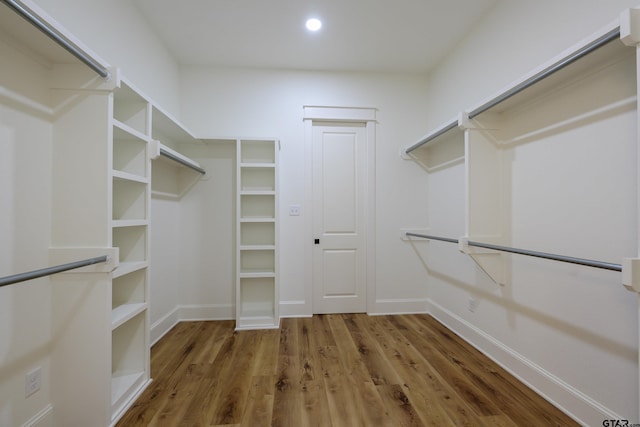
[
  {"left": 403, "top": 23, "right": 636, "bottom": 284},
  {"left": 50, "top": 70, "right": 205, "bottom": 424},
  {"left": 236, "top": 139, "right": 279, "bottom": 330},
  {"left": 109, "top": 79, "right": 151, "bottom": 421},
  {"left": 109, "top": 78, "right": 206, "bottom": 421}
]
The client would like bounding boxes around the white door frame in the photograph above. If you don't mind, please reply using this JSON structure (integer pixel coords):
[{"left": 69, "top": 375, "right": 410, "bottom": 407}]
[{"left": 302, "top": 106, "right": 376, "bottom": 315}]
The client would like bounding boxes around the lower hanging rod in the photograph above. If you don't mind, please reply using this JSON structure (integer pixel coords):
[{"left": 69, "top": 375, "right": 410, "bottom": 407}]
[
  {"left": 0, "top": 255, "right": 109, "bottom": 288},
  {"left": 405, "top": 232, "right": 459, "bottom": 244},
  {"left": 404, "top": 232, "right": 622, "bottom": 272}
]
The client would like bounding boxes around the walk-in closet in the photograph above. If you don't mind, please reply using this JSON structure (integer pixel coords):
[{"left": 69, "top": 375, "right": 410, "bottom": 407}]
[{"left": 2, "top": 0, "right": 640, "bottom": 425}]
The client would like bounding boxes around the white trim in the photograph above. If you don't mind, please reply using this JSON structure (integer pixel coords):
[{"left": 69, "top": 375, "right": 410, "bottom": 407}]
[
  {"left": 427, "top": 299, "right": 623, "bottom": 426},
  {"left": 109, "top": 379, "right": 152, "bottom": 427},
  {"left": 178, "top": 304, "right": 233, "bottom": 321},
  {"left": 22, "top": 404, "right": 53, "bottom": 427},
  {"left": 303, "top": 106, "right": 377, "bottom": 314},
  {"left": 279, "top": 300, "right": 312, "bottom": 318},
  {"left": 150, "top": 306, "right": 181, "bottom": 345},
  {"left": 303, "top": 105, "right": 377, "bottom": 122},
  {"left": 150, "top": 304, "right": 233, "bottom": 344},
  {"left": 369, "top": 298, "right": 429, "bottom": 315}
]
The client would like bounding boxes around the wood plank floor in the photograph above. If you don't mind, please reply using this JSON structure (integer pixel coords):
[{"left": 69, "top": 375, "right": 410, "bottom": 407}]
[{"left": 117, "top": 314, "right": 579, "bottom": 426}]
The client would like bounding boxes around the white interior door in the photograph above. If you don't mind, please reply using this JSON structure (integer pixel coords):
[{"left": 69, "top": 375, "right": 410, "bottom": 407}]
[{"left": 312, "top": 122, "right": 367, "bottom": 313}]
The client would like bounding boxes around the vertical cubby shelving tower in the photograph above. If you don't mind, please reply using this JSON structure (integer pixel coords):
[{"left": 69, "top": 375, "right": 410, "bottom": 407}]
[
  {"left": 236, "top": 139, "right": 279, "bottom": 329},
  {"left": 110, "top": 79, "right": 151, "bottom": 421}
]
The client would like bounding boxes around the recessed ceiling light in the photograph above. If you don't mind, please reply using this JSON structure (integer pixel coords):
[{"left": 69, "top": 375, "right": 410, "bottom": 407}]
[{"left": 306, "top": 18, "right": 322, "bottom": 32}]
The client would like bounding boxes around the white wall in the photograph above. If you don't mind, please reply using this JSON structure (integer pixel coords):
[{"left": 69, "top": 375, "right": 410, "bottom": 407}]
[
  {"left": 31, "top": 0, "right": 182, "bottom": 118},
  {"left": 149, "top": 141, "right": 238, "bottom": 341},
  {"left": 178, "top": 67, "right": 432, "bottom": 316},
  {"left": 0, "top": 34, "right": 54, "bottom": 427},
  {"left": 417, "top": 0, "right": 640, "bottom": 424}
]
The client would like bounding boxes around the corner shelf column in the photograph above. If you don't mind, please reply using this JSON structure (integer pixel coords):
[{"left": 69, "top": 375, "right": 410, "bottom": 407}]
[
  {"left": 236, "top": 138, "right": 279, "bottom": 330},
  {"left": 110, "top": 79, "right": 152, "bottom": 422}
]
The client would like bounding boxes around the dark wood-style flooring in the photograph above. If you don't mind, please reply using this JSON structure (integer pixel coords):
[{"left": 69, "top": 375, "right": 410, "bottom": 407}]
[{"left": 117, "top": 314, "right": 578, "bottom": 426}]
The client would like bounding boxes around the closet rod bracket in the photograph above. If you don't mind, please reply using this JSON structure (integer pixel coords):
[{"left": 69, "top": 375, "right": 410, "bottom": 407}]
[
  {"left": 622, "top": 258, "right": 640, "bottom": 292},
  {"left": 458, "top": 237, "right": 507, "bottom": 286},
  {"left": 620, "top": 8, "right": 640, "bottom": 46}
]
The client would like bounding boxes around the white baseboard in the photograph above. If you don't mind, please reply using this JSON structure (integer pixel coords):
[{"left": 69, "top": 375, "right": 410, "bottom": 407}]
[
  {"left": 426, "top": 299, "right": 622, "bottom": 427},
  {"left": 150, "top": 304, "right": 233, "bottom": 345},
  {"left": 178, "top": 303, "right": 233, "bottom": 321},
  {"left": 369, "top": 298, "right": 429, "bottom": 315},
  {"left": 23, "top": 404, "right": 53, "bottom": 427},
  {"left": 279, "top": 300, "right": 311, "bottom": 318},
  {"left": 150, "top": 306, "right": 181, "bottom": 345},
  {"left": 278, "top": 298, "right": 428, "bottom": 318}
]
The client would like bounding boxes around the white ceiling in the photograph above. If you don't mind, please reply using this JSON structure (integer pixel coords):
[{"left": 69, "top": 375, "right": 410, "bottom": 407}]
[{"left": 132, "top": 0, "right": 499, "bottom": 73}]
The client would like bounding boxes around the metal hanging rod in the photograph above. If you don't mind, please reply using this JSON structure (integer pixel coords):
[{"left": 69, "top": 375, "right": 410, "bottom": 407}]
[
  {"left": 405, "top": 119, "right": 459, "bottom": 154},
  {"left": 467, "top": 27, "right": 621, "bottom": 119},
  {"left": 0, "top": 255, "right": 109, "bottom": 288},
  {"left": 405, "top": 232, "right": 459, "bottom": 244},
  {"left": 1, "top": 0, "right": 111, "bottom": 79},
  {"left": 159, "top": 148, "right": 206, "bottom": 175},
  {"left": 405, "top": 232, "right": 622, "bottom": 272}
]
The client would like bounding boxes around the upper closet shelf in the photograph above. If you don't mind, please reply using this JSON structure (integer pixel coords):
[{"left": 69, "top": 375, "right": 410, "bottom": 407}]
[
  {"left": 464, "top": 26, "right": 633, "bottom": 119},
  {"left": 404, "top": 20, "right": 626, "bottom": 155},
  {"left": 0, "top": 0, "right": 111, "bottom": 79},
  {"left": 403, "top": 117, "right": 461, "bottom": 155},
  {"left": 467, "top": 25, "right": 621, "bottom": 118},
  {"left": 152, "top": 105, "right": 199, "bottom": 146}
]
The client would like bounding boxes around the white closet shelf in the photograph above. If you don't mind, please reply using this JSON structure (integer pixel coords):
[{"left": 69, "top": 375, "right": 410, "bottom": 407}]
[
  {"left": 239, "top": 245, "right": 276, "bottom": 251},
  {"left": 112, "top": 119, "right": 150, "bottom": 143},
  {"left": 403, "top": 117, "right": 461, "bottom": 155},
  {"left": 236, "top": 314, "right": 279, "bottom": 330},
  {"left": 112, "top": 219, "right": 148, "bottom": 228},
  {"left": 112, "top": 261, "right": 148, "bottom": 279},
  {"left": 112, "top": 170, "right": 149, "bottom": 184},
  {"left": 111, "top": 303, "right": 147, "bottom": 330},
  {"left": 111, "top": 371, "right": 146, "bottom": 411},
  {"left": 240, "top": 190, "right": 276, "bottom": 196},
  {"left": 240, "top": 218, "right": 276, "bottom": 223},
  {"left": 405, "top": 23, "right": 625, "bottom": 153},
  {"left": 467, "top": 26, "right": 624, "bottom": 118},
  {"left": 240, "top": 162, "right": 276, "bottom": 168},
  {"left": 240, "top": 271, "right": 276, "bottom": 278},
  {"left": 151, "top": 104, "right": 199, "bottom": 145}
]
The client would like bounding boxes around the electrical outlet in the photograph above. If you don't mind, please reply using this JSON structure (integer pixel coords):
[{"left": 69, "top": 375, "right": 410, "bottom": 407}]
[
  {"left": 289, "top": 204, "right": 301, "bottom": 216},
  {"left": 25, "top": 367, "right": 41, "bottom": 397}
]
